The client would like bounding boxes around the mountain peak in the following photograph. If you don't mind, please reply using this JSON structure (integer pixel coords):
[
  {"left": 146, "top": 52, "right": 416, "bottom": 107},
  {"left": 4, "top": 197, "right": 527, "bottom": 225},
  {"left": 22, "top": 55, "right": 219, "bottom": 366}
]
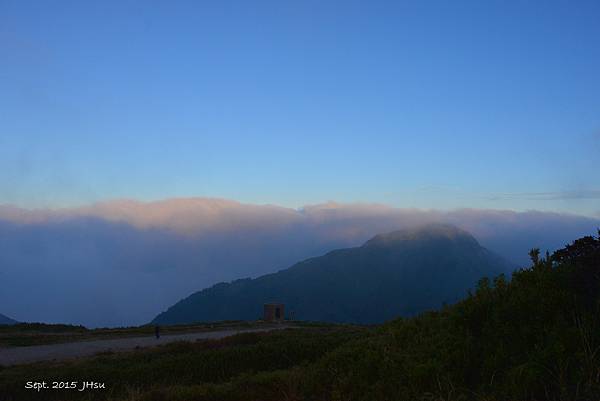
[{"left": 364, "top": 224, "right": 479, "bottom": 248}]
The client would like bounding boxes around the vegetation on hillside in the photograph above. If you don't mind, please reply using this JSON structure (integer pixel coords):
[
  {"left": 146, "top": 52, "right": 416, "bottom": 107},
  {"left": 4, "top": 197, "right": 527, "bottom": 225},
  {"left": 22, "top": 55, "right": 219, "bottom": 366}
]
[
  {"left": 0, "top": 232, "right": 598, "bottom": 401},
  {"left": 305, "top": 231, "right": 600, "bottom": 401}
]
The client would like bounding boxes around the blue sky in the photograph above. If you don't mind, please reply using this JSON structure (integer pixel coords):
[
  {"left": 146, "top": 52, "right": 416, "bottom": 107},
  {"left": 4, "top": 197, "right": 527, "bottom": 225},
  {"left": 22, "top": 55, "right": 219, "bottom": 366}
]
[{"left": 1, "top": 1, "right": 599, "bottom": 215}]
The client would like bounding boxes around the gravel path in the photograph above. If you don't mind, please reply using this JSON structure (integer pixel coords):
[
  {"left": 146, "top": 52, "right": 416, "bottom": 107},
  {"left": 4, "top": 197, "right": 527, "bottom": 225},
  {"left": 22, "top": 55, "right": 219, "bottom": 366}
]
[{"left": 0, "top": 326, "right": 289, "bottom": 366}]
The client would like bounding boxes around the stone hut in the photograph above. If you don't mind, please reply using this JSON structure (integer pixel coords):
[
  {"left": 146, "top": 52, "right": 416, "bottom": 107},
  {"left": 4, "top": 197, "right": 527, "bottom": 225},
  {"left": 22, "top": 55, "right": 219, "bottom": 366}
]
[{"left": 263, "top": 303, "right": 285, "bottom": 322}]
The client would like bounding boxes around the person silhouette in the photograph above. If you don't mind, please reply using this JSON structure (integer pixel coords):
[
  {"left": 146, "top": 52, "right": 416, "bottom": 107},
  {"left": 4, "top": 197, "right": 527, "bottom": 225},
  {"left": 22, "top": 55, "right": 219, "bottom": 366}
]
[{"left": 154, "top": 325, "right": 160, "bottom": 339}]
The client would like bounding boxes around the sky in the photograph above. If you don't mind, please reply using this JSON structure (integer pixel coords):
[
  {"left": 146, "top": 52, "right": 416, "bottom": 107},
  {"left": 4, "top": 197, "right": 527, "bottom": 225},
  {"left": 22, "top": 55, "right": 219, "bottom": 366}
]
[{"left": 1, "top": 0, "right": 599, "bottom": 215}]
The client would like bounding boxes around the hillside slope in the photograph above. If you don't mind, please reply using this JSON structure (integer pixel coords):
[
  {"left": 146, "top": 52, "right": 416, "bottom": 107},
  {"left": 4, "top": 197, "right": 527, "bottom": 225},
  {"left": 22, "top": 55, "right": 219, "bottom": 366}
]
[{"left": 0, "top": 313, "right": 17, "bottom": 325}]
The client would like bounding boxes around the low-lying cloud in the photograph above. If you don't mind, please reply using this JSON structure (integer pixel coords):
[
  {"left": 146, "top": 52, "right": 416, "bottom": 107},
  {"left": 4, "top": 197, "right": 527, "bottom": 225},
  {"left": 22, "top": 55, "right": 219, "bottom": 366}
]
[{"left": 1, "top": 198, "right": 598, "bottom": 327}]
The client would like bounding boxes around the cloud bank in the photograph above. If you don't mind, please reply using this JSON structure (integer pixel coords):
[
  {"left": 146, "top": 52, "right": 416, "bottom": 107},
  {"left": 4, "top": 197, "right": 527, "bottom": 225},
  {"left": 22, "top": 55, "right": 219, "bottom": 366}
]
[{"left": 1, "top": 198, "right": 598, "bottom": 327}]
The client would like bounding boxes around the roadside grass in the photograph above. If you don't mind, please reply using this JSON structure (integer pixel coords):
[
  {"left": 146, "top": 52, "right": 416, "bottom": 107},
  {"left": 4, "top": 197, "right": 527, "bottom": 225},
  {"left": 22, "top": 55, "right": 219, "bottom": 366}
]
[
  {"left": 0, "top": 326, "right": 365, "bottom": 401},
  {"left": 0, "top": 320, "right": 290, "bottom": 348}
]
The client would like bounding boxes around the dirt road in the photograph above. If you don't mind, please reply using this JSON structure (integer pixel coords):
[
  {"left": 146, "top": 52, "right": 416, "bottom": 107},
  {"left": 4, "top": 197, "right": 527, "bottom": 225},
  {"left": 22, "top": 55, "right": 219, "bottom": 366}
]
[{"left": 0, "top": 326, "right": 289, "bottom": 366}]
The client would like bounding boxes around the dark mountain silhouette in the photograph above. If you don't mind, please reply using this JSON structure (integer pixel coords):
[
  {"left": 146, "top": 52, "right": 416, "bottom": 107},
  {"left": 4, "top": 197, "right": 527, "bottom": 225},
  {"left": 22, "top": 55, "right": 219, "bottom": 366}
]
[
  {"left": 153, "top": 224, "right": 516, "bottom": 325},
  {"left": 0, "top": 313, "right": 17, "bottom": 325}
]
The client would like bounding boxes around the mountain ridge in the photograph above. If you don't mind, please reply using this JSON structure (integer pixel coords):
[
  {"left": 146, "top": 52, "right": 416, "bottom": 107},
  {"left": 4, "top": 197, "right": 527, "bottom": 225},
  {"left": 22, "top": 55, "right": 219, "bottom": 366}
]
[{"left": 153, "top": 224, "right": 516, "bottom": 325}]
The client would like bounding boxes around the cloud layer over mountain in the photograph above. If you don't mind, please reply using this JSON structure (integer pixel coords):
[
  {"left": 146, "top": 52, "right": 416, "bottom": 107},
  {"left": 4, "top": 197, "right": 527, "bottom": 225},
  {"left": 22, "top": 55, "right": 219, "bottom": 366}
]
[{"left": 1, "top": 198, "right": 598, "bottom": 327}]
